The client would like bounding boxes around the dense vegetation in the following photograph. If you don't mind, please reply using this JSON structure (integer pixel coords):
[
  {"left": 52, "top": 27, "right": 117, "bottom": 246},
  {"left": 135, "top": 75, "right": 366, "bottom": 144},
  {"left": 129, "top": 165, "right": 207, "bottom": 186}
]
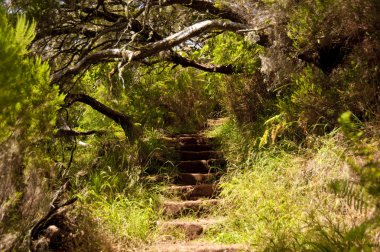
[{"left": 0, "top": 0, "right": 379, "bottom": 251}]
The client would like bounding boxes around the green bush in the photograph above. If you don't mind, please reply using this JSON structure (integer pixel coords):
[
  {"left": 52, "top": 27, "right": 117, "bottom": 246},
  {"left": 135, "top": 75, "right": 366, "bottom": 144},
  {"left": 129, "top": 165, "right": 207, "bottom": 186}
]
[
  {"left": 206, "top": 121, "right": 379, "bottom": 251},
  {"left": 0, "top": 9, "right": 63, "bottom": 249}
]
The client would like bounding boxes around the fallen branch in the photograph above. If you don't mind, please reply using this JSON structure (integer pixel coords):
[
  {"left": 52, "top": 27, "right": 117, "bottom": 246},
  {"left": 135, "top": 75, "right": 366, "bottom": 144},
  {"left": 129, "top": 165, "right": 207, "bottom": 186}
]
[{"left": 29, "top": 197, "right": 78, "bottom": 251}]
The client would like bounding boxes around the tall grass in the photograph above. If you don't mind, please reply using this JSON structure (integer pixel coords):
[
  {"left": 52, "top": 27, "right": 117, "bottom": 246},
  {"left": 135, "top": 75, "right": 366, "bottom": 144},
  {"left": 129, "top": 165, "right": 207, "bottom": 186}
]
[
  {"left": 205, "top": 119, "right": 379, "bottom": 251},
  {"left": 82, "top": 190, "right": 158, "bottom": 248},
  {"left": 67, "top": 130, "right": 166, "bottom": 250}
]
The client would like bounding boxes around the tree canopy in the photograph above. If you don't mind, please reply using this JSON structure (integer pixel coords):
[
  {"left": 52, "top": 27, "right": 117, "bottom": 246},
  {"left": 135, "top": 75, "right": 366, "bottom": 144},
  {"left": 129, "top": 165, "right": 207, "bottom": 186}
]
[
  {"left": 12, "top": 0, "right": 268, "bottom": 138},
  {"left": 4, "top": 0, "right": 376, "bottom": 139}
]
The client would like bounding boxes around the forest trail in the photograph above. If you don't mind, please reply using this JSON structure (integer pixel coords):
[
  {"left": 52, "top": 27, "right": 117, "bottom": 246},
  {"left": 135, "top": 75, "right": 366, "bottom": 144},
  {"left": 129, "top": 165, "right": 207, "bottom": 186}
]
[{"left": 147, "top": 119, "right": 246, "bottom": 252}]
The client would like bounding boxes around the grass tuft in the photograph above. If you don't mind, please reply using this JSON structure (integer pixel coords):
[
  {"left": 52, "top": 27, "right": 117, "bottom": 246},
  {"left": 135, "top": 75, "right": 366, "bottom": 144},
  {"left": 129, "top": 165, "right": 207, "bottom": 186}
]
[{"left": 205, "top": 120, "right": 379, "bottom": 251}]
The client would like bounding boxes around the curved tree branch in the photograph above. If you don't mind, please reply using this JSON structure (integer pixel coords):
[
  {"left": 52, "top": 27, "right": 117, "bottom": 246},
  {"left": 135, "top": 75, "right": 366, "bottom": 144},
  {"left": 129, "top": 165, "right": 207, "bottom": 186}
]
[
  {"left": 51, "top": 19, "right": 247, "bottom": 83},
  {"left": 64, "top": 93, "right": 134, "bottom": 140},
  {"left": 137, "top": 20, "right": 246, "bottom": 57},
  {"left": 34, "top": 26, "right": 97, "bottom": 41},
  {"left": 169, "top": 53, "right": 239, "bottom": 74},
  {"left": 55, "top": 129, "right": 105, "bottom": 137},
  {"left": 152, "top": 0, "right": 247, "bottom": 24}
]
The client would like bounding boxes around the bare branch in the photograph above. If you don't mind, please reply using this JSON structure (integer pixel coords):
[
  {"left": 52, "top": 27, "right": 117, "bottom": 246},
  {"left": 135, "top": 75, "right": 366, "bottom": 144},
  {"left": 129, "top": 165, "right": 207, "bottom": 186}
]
[
  {"left": 169, "top": 53, "right": 239, "bottom": 74},
  {"left": 136, "top": 20, "right": 246, "bottom": 57},
  {"left": 34, "top": 26, "right": 97, "bottom": 41},
  {"left": 64, "top": 93, "right": 135, "bottom": 140},
  {"left": 51, "top": 19, "right": 247, "bottom": 83},
  {"left": 55, "top": 129, "right": 106, "bottom": 137},
  {"left": 151, "top": 0, "right": 247, "bottom": 24}
]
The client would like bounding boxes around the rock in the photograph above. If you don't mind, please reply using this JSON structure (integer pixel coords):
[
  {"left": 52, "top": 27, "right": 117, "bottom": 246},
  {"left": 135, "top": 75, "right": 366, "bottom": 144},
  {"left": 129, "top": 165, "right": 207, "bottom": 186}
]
[
  {"left": 163, "top": 199, "right": 219, "bottom": 217},
  {"left": 159, "top": 221, "right": 203, "bottom": 240},
  {"left": 178, "top": 151, "right": 223, "bottom": 161},
  {"left": 46, "top": 225, "right": 60, "bottom": 239},
  {"left": 167, "top": 184, "right": 217, "bottom": 200},
  {"left": 174, "top": 173, "right": 215, "bottom": 185}
]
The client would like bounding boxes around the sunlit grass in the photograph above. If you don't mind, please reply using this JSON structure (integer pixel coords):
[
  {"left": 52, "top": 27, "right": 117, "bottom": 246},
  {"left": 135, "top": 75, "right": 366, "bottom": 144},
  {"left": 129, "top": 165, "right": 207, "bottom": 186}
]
[
  {"left": 70, "top": 130, "right": 167, "bottom": 250},
  {"left": 83, "top": 191, "right": 158, "bottom": 245},
  {"left": 204, "top": 120, "right": 379, "bottom": 251}
]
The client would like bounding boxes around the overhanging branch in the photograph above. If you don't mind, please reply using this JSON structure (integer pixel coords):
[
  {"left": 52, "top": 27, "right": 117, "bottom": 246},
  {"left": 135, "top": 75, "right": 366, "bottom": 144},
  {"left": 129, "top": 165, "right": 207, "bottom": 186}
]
[
  {"left": 64, "top": 93, "right": 134, "bottom": 140},
  {"left": 152, "top": 0, "right": 247, "bottom": 24},
  {"left": 51, "top": 20, "right": 247, "bottom": 83},
  {"left": 55, "top": 129, "right": 105, "bottom": 137},
  {"left": 137, "top": 20, "right": 246, "bottom": 58},
  {"left": 169, "top": 53, "right": 239, "bottom": 74}
]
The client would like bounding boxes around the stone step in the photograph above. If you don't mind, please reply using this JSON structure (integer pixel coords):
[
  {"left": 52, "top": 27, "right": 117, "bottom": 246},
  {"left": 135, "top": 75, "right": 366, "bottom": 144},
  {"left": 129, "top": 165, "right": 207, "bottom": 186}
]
[
  {"left": 149, "top": 242, "right": 247, "bottom": 252},
  {"left": 162, "top": 199, "right": 219, "bottom": 217},
  {"left": 177, "top": 159, "right": 226, "bottom": 173},
  {"left": 178, "top": 151, "right": 223, "bottom": 161},
  {"left": 162, "top": 136, "right": 216, "bottom": 145},
  {"left": 207, "top": 159, "right": 227, "bottom": 169},
  {"left": 157, "top": 218, "right": 224, "bottom": 240},
  {"left": 157, "top": 221, "right": 203, "bottom": 240},
  {"left": 177, "top": 137, "right": 214, "bottom": 145},
  {"left": 174, "top": 173, "right": 216, "bottom": 185},
  {"left": 166, "top": 184, "right": 217, "bottom": 200},
  {"left": 177, "top": 144, "right": 214, "bottom": 152},
  {"left": 177, "top": 160, "right": 209, "bottom": 173},
  {"left": 168, "top": 133, "right": 201, "bottom": 138}
]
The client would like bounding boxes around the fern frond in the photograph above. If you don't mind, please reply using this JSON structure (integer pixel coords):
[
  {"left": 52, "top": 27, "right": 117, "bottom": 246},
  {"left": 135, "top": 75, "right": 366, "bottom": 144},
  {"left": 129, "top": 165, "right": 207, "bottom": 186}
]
[
  {"left": 329, "top": 179, "right": 369, "bottom": 213},
  {"left": 14, "top": 14, "right": 36, "bottom": 55}
]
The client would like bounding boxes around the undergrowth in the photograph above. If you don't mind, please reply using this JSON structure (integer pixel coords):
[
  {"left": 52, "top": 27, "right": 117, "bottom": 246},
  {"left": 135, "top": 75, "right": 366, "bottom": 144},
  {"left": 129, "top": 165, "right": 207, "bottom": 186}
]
[
  {"left": 80, "top": 189, "right": 159, "bottom": 249},
  {"left": 205, "top": 119, "right": 380, "bottom": 251},
  {"left": 62, "top": 129, "right": 168, "bottom": 251}
]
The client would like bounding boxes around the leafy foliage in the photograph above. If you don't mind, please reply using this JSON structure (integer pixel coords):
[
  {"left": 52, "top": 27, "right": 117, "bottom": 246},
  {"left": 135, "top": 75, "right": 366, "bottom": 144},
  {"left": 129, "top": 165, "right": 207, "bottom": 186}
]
[
  {"left": 202, "top": 32, "right": 263, "bottom": 73},
  {"left": 213, "top": 0, "right": 380, "bottom": 141},
  {"left": 0, "top": 11, "right": 63, "bottom": 141},
  {"left": 208, "top": 121, "right": 379, "bottom": 251},
  {"left": 338, "top": 112, "right": 380, "bottom": 197},
  {"left": 127, "top": 64, "right": 219, "bottom": 131},
  {"left": 0, "top": 9, "right": 63, "bottom": 250},
  {"left": 73, "top": 62, "right": 220, "bottom": 133}
]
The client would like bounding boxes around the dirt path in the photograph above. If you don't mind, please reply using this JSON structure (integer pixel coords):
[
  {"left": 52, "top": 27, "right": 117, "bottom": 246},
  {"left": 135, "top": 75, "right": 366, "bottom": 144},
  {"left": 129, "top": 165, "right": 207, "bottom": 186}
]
[{"left": 148, "top": 120, "right": 246, "bottom": 252}]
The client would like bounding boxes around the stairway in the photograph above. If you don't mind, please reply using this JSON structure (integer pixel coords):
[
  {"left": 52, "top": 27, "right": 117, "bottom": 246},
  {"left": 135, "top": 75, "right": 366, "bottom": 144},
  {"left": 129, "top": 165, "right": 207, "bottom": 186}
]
[{"left": 149, "top": 131, "right": 246, "bottom": 252}]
